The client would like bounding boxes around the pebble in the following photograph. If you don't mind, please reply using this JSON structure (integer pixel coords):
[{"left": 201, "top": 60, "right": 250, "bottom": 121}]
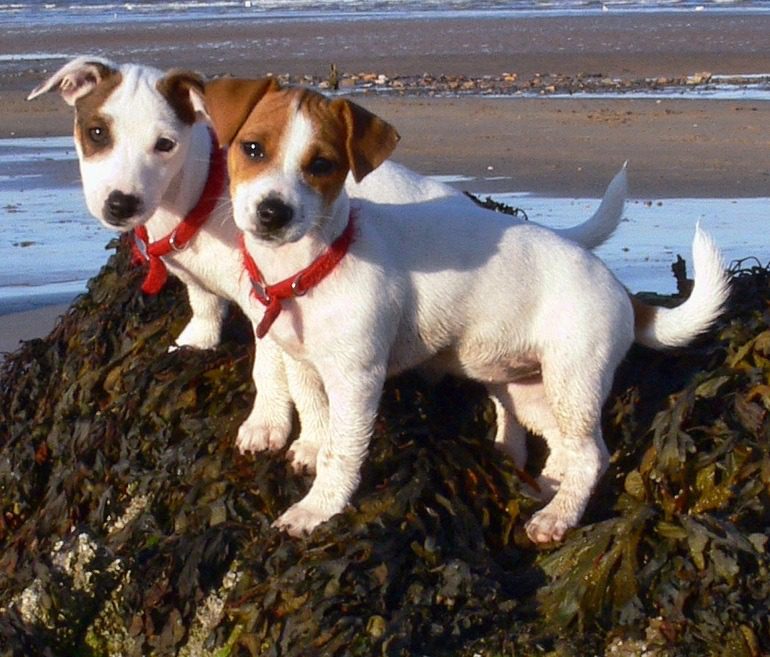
[{"left": 271, "top": 68, "right": 765, "bottom": 97}]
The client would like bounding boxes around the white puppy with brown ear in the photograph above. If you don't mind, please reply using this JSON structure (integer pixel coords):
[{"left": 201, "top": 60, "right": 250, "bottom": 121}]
[
  {"left": 28, "top": 57, "right": 302, "bottom": 447},
  {"left": 28, "top": 56, "right": 238, "bottom": 349},
  {"left": 204, "top": 78, "right": 728, "bottom": 544}
]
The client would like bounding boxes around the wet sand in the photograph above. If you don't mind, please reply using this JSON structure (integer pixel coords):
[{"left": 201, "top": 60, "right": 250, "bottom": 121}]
[{"left": 0, "top": 304, "right": 68, "bottom": 355}]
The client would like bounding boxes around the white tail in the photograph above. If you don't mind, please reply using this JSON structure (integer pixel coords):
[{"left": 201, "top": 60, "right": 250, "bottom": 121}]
[
  {"left": 634, "top": 224, "right": 730, "bottom": 349},
  {"left": 555, "top": 162, "right": 628, "bottom": 249}
]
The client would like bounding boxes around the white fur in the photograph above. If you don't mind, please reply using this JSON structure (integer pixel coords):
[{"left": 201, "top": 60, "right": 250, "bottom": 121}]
[
  {"left": 634, "top": 223, "right": 729, "bottom": 349},
  {"left": 232, "top": 100, "right": 728, "bottom": 543}
]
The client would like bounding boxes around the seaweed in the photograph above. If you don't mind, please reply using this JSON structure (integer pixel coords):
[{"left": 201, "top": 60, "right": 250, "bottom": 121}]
[{"left": 0, "top": 234, "right": 768, "bottom": 657}]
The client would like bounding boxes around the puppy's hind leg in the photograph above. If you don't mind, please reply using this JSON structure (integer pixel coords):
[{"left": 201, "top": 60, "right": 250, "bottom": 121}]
[
  {"left": 488, "top": 384, "right": 528, "bottom": 469},
  {"left": 520, "top": 363, "right": 611, "bottom": 544},
  {"left": 503, "top": 377, "right": 570, "bottom": 500},
  {"left": 236, "top": 335, "right": 294, "bottom": 454},
  {"left": 174, "top": 282, "right": 227, "bottom": 350}
]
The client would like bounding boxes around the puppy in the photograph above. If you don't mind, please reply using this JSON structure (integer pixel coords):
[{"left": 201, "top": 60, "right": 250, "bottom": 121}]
[
  {"left": 28, "top": 57, "right": 629, "bottom": 463},
  {"left": 203, "top": 78, "right": 729, "bottom": 543}
]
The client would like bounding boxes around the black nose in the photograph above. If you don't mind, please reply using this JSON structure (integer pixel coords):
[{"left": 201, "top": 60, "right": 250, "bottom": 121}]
[
  {"left": 257, "top": 197, "right": 294, "bottom": 231},
  {"left": 104, "top": 190, "right": 140, "bottom": 223}
]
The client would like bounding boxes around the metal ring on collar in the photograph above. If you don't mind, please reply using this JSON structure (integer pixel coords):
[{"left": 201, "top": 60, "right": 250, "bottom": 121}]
[
  {"left": 168, "top": 231, "right": 186, "bottom": 252},
  {"left": 291, "top": 275, "right": 307, "bottom": 296}
]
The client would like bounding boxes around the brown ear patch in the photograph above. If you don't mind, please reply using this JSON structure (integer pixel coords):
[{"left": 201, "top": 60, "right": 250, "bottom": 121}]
[
  {"left": 156, "top": 69, "right": 205, "bottom": 125},
  {"left": 332, "top": 99, "right": 400, "bottom": 182},
  {"left": 203, "top": 77, "right": 282, "bottom": 147}
]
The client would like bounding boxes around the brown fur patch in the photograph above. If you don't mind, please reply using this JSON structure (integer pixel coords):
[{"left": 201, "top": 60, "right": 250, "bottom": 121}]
[
  {"left": 631, "top": 295, "right": 658, "bottom": 336},
  {"left": 223, "top": 83, "right": 399, "bottom": 209},
  {"left": 204, "top": 77, "right": 281, "bottom": 148},
  {"left": 295, "top": 90, "right": 356, "bottom": 208},
  {"left": 225, "top": 86, "right": 296, "bottom": 194},
  {"left": 74, "top": 70, "right": 122, "bottom": 158},
  {"left": 332, "top": 98, "right": 400, "bottom": 182},
  {"left": 156, "top": 69, "right": 204, "bottom": 125}
]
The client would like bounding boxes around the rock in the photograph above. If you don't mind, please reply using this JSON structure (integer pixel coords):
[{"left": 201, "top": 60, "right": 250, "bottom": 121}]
[
  {"left": 687, "top": 71, "right": 713, "bottom": 85},
  {"left": 2, "top": 223, "right": 769, "bottom": 656}
]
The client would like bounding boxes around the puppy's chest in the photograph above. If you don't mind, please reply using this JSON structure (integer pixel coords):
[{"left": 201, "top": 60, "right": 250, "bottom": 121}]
[
  {"left": 256, "top": 298, "right": 318, "bottom": 360},
  {"left": 164, "top": 244, "right": 243, "bottom": 299}
]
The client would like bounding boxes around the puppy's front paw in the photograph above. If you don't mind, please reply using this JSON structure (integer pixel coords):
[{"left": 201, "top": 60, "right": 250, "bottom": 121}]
[
  {"left": 287, "top": 438, "right": 320, "bottom": 474},
  {"left": 525, "top": 510, "right": 571, "bottom": 544},
  {"left": 273, "top": 501, "right": 330, "bottom": 537},
  {"left": 174, "top": 320, "right": 221, "bottom": 351},
  {"left": 236, "top": 420, "right": 290, "bottom": 454}
]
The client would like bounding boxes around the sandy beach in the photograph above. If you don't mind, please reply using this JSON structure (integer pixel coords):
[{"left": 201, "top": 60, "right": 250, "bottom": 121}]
[
  {"left": 2, "top": 13, "right": 769, "bottom": 195},
  {"left": 1, "top": 11, "right": 769, "bottom": 355}
]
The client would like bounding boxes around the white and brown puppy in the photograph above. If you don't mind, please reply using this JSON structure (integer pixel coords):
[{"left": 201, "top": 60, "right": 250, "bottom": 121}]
[
  {"left": 28, "top": 57, "right": 302, "bottom": 446},
  {"left": 28, "top": 57, "right": 629, "bottom": 464},
  {"left": 205, "top": 78, "right": 729, "bottom": 543}
]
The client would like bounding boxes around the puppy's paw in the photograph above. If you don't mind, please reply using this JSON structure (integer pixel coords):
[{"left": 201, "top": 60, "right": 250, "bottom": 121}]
[
  {"left": 525, "top": 510, "right": 571, "bottom": 544},
  {"left": 236, "top": 420, "right": 290, "bottom": 454},
  {"left": 174, "top": 320, "right": 221, "bottom": 351},
  {"left": 287, "top": 438, "right": 319, "bottom": 474},
  {"left": 273, "top": 502, "right": 330, "bottom": 537}
]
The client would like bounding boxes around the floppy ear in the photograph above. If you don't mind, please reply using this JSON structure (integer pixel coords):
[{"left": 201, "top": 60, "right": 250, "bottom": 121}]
[
  {"left": 203, "top": 77, "right": 281, "bottom": 147},
  {"left": 27, "top": 55, "right": 119, "bottom": 106},
  {"left": 333, "top": 99, "right": 400, "bottom": 182},
  {"left": 156, "top": 69, "right": 205, "bottom": 125}
]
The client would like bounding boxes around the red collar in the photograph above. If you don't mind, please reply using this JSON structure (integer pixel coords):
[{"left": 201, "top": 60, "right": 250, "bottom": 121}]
[
  {"left": 131, "top": 130, "right": 226, "bottom": 295},
  {"left": 240, "top": 211, "right": 357, "bottom": 339}
]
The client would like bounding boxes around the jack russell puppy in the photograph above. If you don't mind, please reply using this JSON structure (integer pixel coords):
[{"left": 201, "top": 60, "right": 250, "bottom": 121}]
[
  {"left": 28, "top": 57, "right": 629, "bottom": 467},
  {"left": 202, "top": 77, "right": 729, "bottom": 544}
]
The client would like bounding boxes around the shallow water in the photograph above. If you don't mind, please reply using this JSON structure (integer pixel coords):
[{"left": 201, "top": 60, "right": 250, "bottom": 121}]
[
  {"left": 0, "top": 137, "right": 112, "bottom": 313},
  {"left": 2, "top": 0, "right": 769, "bottom": 28},
  {"left": 496, "top": 193, "right": 770, "bottom": 293},
  {"left": 1, "top": 136, "right": 767, "bottom": 314}
]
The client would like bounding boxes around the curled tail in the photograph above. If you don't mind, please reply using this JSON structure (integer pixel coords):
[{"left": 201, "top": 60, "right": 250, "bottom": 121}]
[
  {"left": 633, "top": 224, "right": 730, "bottom": 349},
  {"left": 555, "top": 162, "right": 628, "bottom": 249}
]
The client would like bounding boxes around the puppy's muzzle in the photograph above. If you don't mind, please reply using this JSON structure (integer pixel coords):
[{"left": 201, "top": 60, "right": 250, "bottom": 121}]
[
  {"left": 257, "top": 197, "right": 294, "bottom": 233},
  {"left": 104, "top": 190, "right": 141, "bottom": 226}
]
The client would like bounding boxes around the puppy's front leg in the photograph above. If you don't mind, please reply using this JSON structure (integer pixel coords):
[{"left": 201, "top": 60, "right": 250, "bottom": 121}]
[
  {"left": 236, "top": 335, "right": 294, "bottom": 453},
  {"left": 284, "top": 358, "right": 329, "bottom": 473},
  {"left": 274, "top": 360, "right": 386, "bottom": 536},
  {"left": 174, "top": 281, "right": 227, "bottom": 350}
]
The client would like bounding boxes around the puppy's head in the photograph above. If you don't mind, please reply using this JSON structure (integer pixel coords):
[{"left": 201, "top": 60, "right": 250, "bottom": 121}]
[
  {"left": 29, "top": 57, "right": 204, "bottom": 231},
  {"left": 202, "top": 77, "right": 399, "bottom": 244}
]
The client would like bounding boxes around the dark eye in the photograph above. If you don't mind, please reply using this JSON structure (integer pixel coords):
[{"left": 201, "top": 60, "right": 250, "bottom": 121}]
[
  {"left": 88, "top": 125, "right": 108, "bottom": 144},
  {"left": 154, "top": 137, "right": 176, "bottom": 153},
  {"left": 307, "top": 157, "right": 335, "bottom": 177},
  {"left": 241, "top": 141, "right": 265, "bottom": 160}
]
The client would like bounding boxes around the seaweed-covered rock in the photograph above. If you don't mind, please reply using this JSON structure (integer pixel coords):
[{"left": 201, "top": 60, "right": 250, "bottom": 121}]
[{"left": 0, "top": 236, "right": 768, "bottom": 657}]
